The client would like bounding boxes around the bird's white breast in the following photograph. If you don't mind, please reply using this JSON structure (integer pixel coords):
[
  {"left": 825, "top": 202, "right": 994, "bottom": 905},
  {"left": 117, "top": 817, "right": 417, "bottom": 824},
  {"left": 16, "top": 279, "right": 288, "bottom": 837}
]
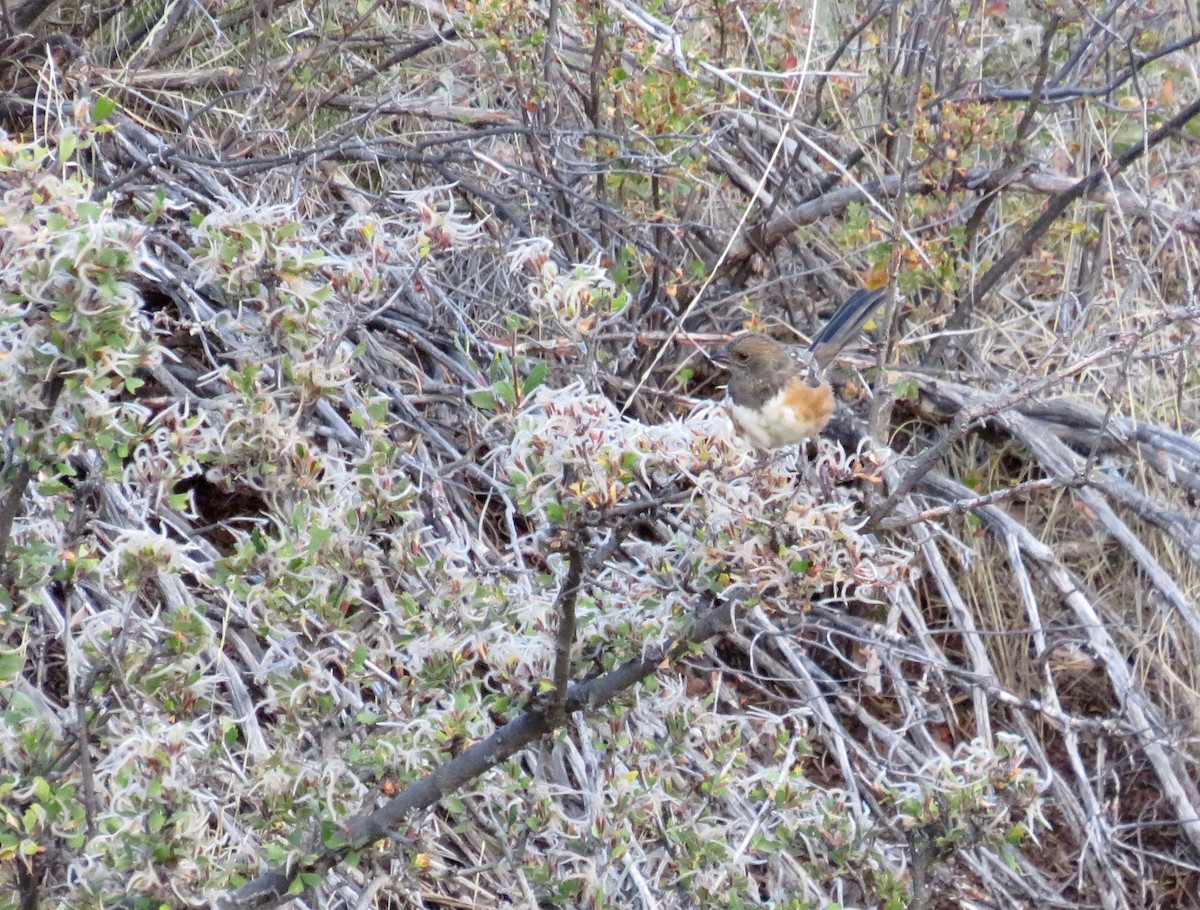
[{"left": 727, "top": 381, "right": 834, "bottom": 450}]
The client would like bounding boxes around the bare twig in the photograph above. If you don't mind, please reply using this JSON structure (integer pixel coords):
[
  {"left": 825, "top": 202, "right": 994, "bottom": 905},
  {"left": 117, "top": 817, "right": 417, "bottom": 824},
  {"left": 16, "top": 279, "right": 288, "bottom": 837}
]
[{"left": 874, "top": 477, "right": 1062, "bottom": 531}]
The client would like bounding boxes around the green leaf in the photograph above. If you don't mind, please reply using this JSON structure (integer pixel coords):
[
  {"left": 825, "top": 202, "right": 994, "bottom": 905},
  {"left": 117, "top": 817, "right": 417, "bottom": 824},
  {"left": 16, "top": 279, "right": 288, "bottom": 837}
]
[
  {"left": 469, "top": 390, "right": 498, "bottom": 411},
  {"left": 0, "top": 647, "right": 25, "bottom": 683},
  {"left": 91, "top": 95, "right": 117, "bottom": 122},
  {"left": 321, "top": 825, "right": 348, "bottom": 850},
  {"left": 493, "top": 381, "right": 516, "bottom": 406},
  {"left": 521, "top": 361, "right": 548, "bottom": 396},
  {"left": 37, "top": 478, "right": 70, "bottom": 496},
  {"left": 59, "top": 132, "right": 77, "bottom": 161}
]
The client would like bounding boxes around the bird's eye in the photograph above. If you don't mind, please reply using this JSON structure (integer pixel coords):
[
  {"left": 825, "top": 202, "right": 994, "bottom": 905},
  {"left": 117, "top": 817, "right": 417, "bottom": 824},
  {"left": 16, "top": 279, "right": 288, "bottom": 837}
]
[{"left": 733, "top": 350, "right": 749, "bottom": 363}]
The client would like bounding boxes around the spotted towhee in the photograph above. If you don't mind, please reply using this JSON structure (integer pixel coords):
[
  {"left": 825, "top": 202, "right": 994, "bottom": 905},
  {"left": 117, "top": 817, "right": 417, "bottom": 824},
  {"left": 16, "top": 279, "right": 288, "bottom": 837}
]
[{"left": 719, "top": 288, "right": 885, "bottom": 449}]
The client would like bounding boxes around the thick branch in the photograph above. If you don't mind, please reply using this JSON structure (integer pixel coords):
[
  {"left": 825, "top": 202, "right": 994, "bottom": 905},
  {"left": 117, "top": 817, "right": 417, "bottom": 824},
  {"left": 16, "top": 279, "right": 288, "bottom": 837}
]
[{"left": 550, "top": 540, "right": 586, "bottom": 718}]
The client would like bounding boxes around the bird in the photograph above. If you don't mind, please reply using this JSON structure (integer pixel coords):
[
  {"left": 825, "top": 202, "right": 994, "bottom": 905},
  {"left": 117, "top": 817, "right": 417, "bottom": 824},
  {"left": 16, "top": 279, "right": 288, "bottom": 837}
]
[{"left": 719, "top": 288, "right": 885, "bottom": 450}]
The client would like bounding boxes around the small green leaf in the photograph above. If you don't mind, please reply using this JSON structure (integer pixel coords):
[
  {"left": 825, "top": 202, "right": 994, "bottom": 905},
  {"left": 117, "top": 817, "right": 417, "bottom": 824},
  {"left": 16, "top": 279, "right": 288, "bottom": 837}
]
[
  {"left": 91, "top": 95, "right": 116, "bottom": 122},
  {"left": 494, "top": 381, "right": 516, "bottom": 406},
  {"left": 521, "top": 361, "right": 548, "bottom": 396},
  {"left": 469, "top": 390, "right": 498, "bottom": 411},
  {"left": 37, "top": 478, "right": 70, "bottom": 496},
  {"left": 322, "top": 825, "right": 348, "bottom": 850},
  {"left": 0, "top": 647, "right": 25, "bottom": 683}
]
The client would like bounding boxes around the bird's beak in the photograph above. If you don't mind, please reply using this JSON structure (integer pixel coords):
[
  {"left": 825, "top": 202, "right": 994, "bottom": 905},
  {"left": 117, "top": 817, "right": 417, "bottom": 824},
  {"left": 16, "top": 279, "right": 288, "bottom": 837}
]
[
  {"left": 712, "top": 344, "right": 731, "bottom": 371},
  {"left": 677, "top": 333, "right": 734, "bottom": 370}
]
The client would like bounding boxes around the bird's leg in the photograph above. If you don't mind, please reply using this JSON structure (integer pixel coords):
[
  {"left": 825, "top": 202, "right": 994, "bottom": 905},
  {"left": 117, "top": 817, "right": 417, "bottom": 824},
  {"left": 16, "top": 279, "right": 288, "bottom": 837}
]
[{"left": 792, "top": 439, "right": 822, "bottom": 485}]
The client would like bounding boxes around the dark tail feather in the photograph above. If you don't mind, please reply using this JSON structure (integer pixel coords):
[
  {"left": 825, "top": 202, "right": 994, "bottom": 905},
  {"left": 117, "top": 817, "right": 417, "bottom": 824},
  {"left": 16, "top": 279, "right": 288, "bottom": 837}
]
[{"left": 808, "top": 287, "right": 886, "bottom": 370}]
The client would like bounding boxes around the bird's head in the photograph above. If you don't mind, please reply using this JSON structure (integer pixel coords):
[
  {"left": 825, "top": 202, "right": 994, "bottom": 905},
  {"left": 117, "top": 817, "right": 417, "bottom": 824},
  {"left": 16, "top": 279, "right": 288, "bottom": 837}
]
[
  {"left": 719, "top": 332, "right": 822, "bottom": 407},
  {"left": 719, "top": 332, "right": 799, "bottom": 375}
]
